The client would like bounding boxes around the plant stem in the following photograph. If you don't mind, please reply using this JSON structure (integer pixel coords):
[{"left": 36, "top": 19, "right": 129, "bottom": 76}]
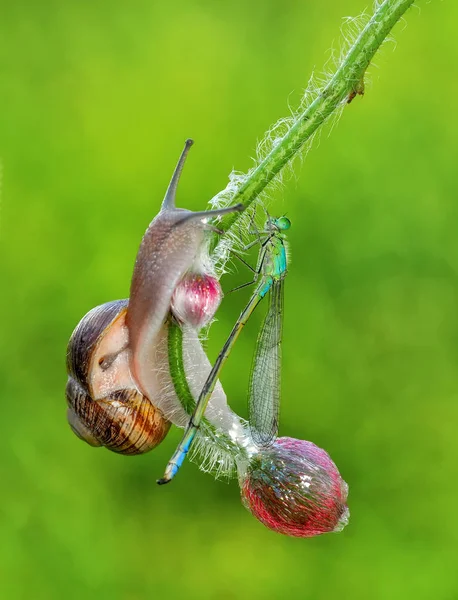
[
  {"left": 167, "top": 0, "right": 417, "bottom": 469},
  {"left": 167, "top": 319, "right": 195, "bottom": 414},
  {"left": 167, "top": 320, "right": 247, "bottom": 466},
  {"left": 214, "top": 0, "right": 415, "bottom": 237}
]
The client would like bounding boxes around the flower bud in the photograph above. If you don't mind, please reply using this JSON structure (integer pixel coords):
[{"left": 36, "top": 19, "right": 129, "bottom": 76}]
[
  {"left": 240, "top": 437, "right": 349, "bottom": 537},
  {"left": 171, "top": 272, "right": 222, "bottom": 329}
]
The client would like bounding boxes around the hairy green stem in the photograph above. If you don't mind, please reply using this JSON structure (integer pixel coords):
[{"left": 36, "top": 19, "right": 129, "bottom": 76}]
[
  {"left": 214, "top": 0, "right": 415, "bottom": 237},
  {"left": 168, "top": 0, "right": 417, "bottom": 469}
]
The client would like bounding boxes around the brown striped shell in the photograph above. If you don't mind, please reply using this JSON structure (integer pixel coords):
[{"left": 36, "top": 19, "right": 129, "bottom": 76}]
[{"left": 65, "top": 300, "right": 171, "bottom": 455}]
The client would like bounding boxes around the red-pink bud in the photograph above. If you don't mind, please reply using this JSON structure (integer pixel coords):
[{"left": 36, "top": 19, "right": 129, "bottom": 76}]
[
  {"left": 240, "top": 437, "right": 349, "bottom": 537},
  {"left": 171, "top": 272, "right": 222, "bottom": 328}
]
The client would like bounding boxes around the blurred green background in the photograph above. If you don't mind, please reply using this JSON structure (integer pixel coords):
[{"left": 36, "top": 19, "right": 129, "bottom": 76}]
[{"left": 1, "top": 1, "right": 457, "bottom": 598}]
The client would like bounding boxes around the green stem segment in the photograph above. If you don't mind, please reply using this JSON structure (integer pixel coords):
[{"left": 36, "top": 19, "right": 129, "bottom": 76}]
[
  {"left": 214, "top": 0, "right": 415, "bottom": 237},
  {"left": 167, "top": 320, "right": 247, "bottom": 464},
  {"left": 167, "top": 319, "right": 195, "bottom": 414}
]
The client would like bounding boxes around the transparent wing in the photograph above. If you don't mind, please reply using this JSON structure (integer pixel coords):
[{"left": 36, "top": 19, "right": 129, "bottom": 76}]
[{"left": 248, "top": 279, "right": 283, "bottom": 448}]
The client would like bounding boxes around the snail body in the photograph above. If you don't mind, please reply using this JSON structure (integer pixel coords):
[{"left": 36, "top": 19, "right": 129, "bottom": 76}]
[{"left": 127, "top": 139, "right": 242, "bottom": 403}]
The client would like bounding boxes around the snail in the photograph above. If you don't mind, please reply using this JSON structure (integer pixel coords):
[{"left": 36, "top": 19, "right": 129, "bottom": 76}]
[{"left": 66, "top": 139, "right": 244, "bottom": 454}]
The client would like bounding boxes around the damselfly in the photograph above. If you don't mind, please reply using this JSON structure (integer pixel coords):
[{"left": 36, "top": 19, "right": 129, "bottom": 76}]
[{"left": 157, "top": 214, "right": 291, "bottom": 484}]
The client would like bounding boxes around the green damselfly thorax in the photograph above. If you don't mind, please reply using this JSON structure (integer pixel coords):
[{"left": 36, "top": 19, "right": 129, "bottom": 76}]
[{"left": 157, "top": 214, "right": 291, "bottom": 484}]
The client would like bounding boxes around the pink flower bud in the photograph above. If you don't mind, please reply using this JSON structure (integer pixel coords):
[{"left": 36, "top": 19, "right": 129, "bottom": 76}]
[
  {"left": 171, "top": 272, "right": 222, "bottom": 328},
  {"left": 240, "top": 437, "right": 349, "bottom": 537}
]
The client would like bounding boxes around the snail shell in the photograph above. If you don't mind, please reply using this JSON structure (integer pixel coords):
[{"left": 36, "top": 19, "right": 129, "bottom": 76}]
[{"left": 66, "top": 300, "right": 171, "bottom": 455}]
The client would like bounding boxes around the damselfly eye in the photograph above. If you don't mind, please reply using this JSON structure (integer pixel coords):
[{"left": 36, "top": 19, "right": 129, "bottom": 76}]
[{"left": 276, "top": 216, "right": 291, "bottom": 231}]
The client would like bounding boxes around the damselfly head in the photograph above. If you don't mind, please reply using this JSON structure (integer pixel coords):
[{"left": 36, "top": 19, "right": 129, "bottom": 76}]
[
  {"left": 265, "top": 215, "right": 291, "bottom": 232},
  {"left": 274, "top": 216, "right": 291, "bottom": 231},
  {"left": 240, "top": 437, "right": 349, "bottom": 537}
]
